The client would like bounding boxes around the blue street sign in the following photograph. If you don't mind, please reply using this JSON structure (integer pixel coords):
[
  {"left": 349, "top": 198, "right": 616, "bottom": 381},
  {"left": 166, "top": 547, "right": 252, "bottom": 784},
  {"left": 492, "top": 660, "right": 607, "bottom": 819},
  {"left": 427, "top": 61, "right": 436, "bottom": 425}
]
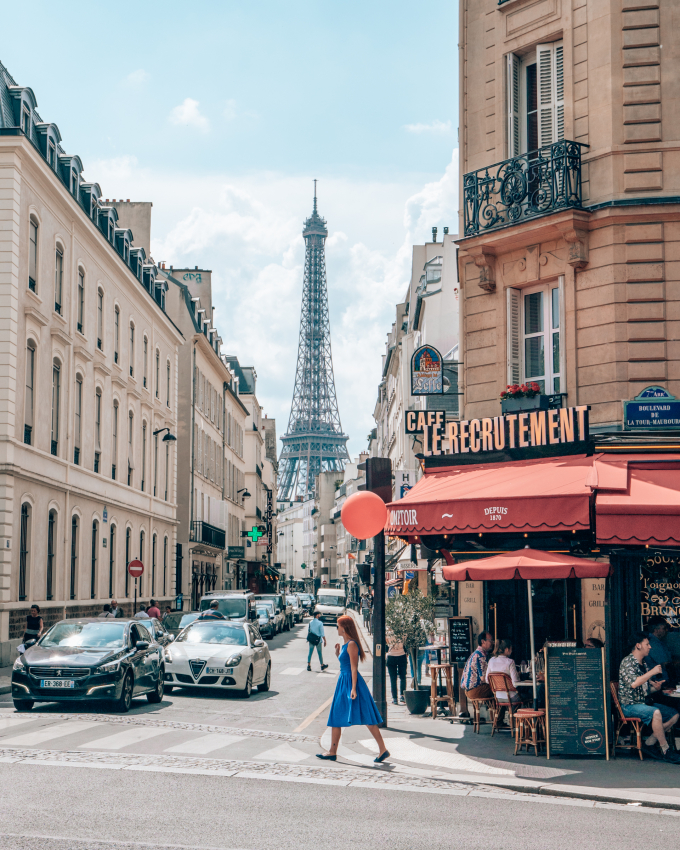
[
  {"left": 624, "top": 386, "right": 680, "bottom": 429},
  {"left": 388, "top": 586, "right": 397, "bottom": 598},
  {"left": 405, "top": 570, "right": 415, "bottom": 580}
]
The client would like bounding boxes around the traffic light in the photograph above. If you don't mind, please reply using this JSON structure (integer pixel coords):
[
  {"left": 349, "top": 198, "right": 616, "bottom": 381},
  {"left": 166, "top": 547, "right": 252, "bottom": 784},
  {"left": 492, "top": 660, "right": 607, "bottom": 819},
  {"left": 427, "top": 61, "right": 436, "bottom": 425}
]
[
  {"left": 357, "top": 457, "right": 392, "bottom": 503},
  {"left": 356, "top": 557, "right": 372, "bottom": 585}
]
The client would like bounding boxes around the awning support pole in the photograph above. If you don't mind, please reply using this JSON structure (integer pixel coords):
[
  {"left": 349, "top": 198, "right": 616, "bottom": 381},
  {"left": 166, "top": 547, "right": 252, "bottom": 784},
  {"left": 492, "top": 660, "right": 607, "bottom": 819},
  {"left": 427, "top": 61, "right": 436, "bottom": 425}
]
[{"left": 527, "top": 578, "right": 537, "bottom": 710}]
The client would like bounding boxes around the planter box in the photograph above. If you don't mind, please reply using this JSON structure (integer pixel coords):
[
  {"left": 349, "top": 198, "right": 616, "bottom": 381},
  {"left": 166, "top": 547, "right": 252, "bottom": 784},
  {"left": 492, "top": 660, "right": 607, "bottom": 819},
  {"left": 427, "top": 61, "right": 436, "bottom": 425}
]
[
  {"left": 404, "top": 685, "right": 431, "bottom": 715},
  {"left": 501, "top": 394, "right": 550, "bottom": 414}
]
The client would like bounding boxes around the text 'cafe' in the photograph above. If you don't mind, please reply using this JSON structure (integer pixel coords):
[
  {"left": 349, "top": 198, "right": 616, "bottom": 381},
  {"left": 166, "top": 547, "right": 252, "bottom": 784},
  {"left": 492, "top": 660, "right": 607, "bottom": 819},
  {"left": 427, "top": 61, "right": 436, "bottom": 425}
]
[{"left": 394, "top": 403, "right": 680, "bottom": 674}]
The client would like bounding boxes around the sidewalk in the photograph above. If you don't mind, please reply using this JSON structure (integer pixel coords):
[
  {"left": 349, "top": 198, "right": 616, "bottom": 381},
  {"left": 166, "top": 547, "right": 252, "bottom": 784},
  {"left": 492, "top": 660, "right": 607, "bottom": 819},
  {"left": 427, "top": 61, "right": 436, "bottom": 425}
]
[{"left": 347, "top": 610, "right": 680, "bottom": 811}]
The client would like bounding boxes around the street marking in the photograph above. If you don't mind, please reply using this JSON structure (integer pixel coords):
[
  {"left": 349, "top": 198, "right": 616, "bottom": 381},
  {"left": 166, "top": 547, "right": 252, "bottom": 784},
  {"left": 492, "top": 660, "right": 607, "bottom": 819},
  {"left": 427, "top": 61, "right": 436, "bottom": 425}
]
[
  {"left": 358, "top": 737, "right": 514, "bottom": 775},
  {"left": 164, "top": 733, "right": 242, "bottom": 755},
  {"left": 81, "top": 727, "right": 168, "bottom": 750},
  {"left": 280, "top": 667, "right": 305, "bottom": 676},
  {"left": 320, "top": 728, "right": 376, "bottom": 766},
  {"left": 1, "top": 721, "right": 99, "bottom": 747},
  {"left": 254, "top": 742, "right": 311, "bottom": 763},
  {"left": 0, "top": 717, "right": 36, "bottom": 732},
  {"left": 293, "top": 696, "right": 333, "bottom": 732}
]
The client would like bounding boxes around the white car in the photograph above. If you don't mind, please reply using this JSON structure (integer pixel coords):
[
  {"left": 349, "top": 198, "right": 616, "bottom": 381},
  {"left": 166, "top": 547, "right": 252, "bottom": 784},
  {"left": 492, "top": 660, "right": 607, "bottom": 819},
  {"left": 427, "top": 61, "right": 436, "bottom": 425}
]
[{"left": 163, "top": 619, "right": 271, "bottom": 698}]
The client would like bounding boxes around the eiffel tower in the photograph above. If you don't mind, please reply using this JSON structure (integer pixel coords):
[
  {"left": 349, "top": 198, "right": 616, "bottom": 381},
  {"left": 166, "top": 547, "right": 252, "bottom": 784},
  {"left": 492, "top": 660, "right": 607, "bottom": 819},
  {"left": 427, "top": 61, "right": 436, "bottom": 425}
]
[{"left": 278, "top": 183, "right": 349, "bottom": 501}]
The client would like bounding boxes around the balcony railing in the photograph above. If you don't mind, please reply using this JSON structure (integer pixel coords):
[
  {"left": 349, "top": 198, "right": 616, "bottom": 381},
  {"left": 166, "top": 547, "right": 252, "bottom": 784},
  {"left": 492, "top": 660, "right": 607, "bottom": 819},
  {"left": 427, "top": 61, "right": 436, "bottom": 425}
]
[
  {"left": 463, "top": 140, "right": 586, "bottom": 238},
  {"left": 190, "top": 521, "right": 226, "bottom": 550}
]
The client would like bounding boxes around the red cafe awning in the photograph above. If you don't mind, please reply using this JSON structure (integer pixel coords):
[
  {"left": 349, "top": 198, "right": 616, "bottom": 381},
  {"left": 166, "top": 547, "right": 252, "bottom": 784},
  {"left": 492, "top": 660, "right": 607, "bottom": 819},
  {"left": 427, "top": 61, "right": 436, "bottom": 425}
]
[
  {"left": 595, "top": 456, "right": 680, "bottom": 547},
  {"left": 385, "top": 455, "right": 594, "bottom": 538},
  {"left": 442, "top": 548, "right": 611, "bottom": 581}
]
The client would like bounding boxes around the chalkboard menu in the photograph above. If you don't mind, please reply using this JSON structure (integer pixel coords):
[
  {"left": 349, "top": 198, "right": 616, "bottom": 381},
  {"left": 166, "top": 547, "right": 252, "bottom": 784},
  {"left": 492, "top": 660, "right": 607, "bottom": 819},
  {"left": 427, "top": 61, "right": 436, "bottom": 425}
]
[
  {"left": 545, "top": 646, "right": 609, "bottom": 759},
  {"left": 448, "top": 616, "right": 473, "bottom": 666}
]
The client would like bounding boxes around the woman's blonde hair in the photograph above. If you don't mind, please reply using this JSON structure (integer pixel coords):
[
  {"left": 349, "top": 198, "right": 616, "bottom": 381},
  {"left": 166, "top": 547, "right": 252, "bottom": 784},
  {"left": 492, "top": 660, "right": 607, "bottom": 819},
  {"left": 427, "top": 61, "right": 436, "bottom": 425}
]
[{"left": 494, "top": 638, "right": 513, "bottom": 657}]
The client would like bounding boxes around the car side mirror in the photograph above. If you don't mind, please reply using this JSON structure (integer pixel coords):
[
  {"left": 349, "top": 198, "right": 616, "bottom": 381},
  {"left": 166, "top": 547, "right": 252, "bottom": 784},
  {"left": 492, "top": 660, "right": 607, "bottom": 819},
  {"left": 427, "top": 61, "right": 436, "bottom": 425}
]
[
  {"left": 135, "top": 640, "right": 150, "bottom": 650},
  {"left": 24, "top": 639, "right": 37, "bottom": 649},
  {"left": 168, "top": 634, "right": 175, "bottom": 642},
  {"left": 254, "top": 639, "right": 265, "bottom": 647}
]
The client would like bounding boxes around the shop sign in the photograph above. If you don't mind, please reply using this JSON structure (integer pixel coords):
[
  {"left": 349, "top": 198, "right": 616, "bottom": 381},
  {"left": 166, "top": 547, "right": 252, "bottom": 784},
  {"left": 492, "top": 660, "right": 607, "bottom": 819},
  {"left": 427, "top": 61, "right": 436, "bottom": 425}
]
[
  {"left": 394, "top": 469, "right": 417, "bottom": 499},
  {"left": 405, "top": 405, "right": 589, "bottom": 457},
  {"left": 411, "top": 345, "right": 443, "bottom": 395},
  {"left": 228, "top": 546, "right": 245, "bottom": 559},
  {"left": 641, "top": 553, "right": 680, "bottom": 625},
  {"left": 624, "top": 386, "right": 680, "bottom": 429}
]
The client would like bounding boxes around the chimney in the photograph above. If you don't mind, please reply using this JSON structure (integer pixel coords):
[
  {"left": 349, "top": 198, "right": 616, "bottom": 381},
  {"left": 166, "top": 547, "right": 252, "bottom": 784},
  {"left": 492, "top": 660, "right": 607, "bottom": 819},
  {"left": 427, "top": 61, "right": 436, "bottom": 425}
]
[
  {"left": 432, "top": 227, "right": 438, "bottom": 243},
  {"left": 443, "top": 226, "right": 449, "bottom": 236}
]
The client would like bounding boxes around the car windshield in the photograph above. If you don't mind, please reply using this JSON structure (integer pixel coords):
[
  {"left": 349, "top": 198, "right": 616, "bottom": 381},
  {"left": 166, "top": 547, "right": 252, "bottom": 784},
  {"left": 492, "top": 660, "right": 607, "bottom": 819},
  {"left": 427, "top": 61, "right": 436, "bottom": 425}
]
[
  {"left": 318, "top": 596, "right": 345, "bottom": 607},
  {"left": 286, "top": 597, "right": 298, "bottom": 605},
  {"left": 258, "top": 595, "right": 280, "bottom": 608},
  {"left": 261, "top": 601, "right": 275, "bottom": 612},
  {"left": 163, "top": 612, "right": 199, "bottom": 630},
  {"left": 177, "top": 622, "right": 248, "bottom": 646},
  {"left": 199, "top": 598, "right": 247, "bottom": 618},
  {"left": 41, "top": 622, "right": 127, "bottom": 649},
  {"left": 257, "top": 608, "right": 269, "bottom": 618}
]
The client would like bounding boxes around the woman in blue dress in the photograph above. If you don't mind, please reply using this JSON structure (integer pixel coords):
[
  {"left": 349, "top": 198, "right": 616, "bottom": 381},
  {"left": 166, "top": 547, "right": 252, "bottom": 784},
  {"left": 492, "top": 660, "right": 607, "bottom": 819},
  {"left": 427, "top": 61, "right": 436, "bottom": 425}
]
[{"left": 317, "top": 615, "right": 390, "bottom": 763}]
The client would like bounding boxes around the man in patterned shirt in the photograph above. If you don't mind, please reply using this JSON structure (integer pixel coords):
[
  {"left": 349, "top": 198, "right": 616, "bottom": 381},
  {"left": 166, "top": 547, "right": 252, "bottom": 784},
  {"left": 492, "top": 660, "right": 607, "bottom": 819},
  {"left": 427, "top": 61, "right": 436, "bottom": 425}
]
[
  {"left": 461, "top": 631, "right": 494, "bottom": 700},
  {"left": 619, "top": 631, "right": 679, "bottom": 763}
]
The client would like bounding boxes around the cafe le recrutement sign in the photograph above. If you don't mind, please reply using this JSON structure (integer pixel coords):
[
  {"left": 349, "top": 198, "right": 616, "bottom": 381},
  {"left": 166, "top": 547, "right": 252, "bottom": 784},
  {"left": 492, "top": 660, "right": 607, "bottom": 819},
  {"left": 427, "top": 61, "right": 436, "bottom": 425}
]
[{"left": 624, "top": 386, "right": 680, "bottom": 430}]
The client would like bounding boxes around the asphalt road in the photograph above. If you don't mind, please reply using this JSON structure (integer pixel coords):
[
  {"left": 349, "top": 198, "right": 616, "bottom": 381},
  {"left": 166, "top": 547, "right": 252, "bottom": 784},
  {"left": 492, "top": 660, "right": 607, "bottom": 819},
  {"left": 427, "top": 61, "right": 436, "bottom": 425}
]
[{"left": 0, "top": 617, "right": 676, "bottom": 849}]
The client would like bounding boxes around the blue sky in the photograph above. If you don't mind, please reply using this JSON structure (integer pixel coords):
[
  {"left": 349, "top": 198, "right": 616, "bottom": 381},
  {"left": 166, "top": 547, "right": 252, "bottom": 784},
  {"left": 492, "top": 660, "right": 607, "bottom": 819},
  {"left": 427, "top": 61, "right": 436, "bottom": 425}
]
[{"left": 2, "top": 1, "right": 459, "bottom": 458}]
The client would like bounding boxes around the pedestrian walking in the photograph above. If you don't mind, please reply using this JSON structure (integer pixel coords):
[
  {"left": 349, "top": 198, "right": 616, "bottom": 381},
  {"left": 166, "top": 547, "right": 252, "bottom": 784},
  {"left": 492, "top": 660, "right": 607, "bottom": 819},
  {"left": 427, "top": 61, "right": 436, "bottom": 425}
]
[
  {"left": 386, "top": 632, "right": 407, "bottom": 705},
  {"left": 147, "top": 599, "right": 161, "bottom": 619},
  {"left": 307, "top": 611, "right": 328, "bottom": 671},
  {"left": 316, "top": 615, "right": 390, "bottom": 763},
  {"left": 23, "top": 605, "right": 43, "bottom": 644},
  {"left": 361, "top": 595, "right": 371, "bottom": 630}
]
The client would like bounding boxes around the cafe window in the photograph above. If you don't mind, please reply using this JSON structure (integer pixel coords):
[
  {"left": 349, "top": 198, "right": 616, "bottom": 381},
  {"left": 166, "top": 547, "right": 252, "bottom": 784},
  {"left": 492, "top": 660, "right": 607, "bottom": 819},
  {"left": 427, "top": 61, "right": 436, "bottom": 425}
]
[
  {"left": 507, "top": 42, "right": 564, "bottom": 157},
  {"left": 507, "top": 278, "right": 563, "bottom": 394}
]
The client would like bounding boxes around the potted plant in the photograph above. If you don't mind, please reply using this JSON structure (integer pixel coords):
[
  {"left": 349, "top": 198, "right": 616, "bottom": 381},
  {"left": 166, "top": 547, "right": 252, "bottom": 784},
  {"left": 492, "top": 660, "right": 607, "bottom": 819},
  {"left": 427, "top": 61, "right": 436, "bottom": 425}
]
[
  {"left": 385, "top": 584, "right": 436, "bottom": 715},
  {"left": 500, "top": 382, "right": 548, "bottom": 413}
]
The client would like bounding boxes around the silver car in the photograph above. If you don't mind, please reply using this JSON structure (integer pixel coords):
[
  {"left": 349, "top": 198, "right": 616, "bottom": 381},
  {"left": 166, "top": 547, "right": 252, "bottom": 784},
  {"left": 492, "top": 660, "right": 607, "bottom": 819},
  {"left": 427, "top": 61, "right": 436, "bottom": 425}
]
[{"left": 286, "top": 594, "right": 304, "bottom": 624}]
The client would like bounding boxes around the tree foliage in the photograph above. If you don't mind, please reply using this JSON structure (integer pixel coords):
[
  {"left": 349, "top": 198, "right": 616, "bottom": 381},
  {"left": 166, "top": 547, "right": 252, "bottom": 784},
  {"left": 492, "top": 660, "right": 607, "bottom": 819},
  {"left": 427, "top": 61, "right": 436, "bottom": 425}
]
[{"left": 385, "top": 584, "right": 436, "bottom": 688}]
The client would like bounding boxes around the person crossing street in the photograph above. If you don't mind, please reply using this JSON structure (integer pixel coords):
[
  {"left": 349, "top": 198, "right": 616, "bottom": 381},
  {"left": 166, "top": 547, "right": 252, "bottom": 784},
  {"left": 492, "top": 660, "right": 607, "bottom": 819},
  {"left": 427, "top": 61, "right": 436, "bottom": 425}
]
[{"left": 307, "top": 611, "right": 328, "bottom": 671}]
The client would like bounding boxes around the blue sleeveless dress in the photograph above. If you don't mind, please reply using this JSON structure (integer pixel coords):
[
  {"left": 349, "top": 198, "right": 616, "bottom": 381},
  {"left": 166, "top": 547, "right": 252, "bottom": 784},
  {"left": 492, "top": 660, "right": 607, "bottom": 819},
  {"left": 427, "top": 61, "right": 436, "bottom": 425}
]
[{"left": 327, "top": 640, "right": 383, "bottom": 727}]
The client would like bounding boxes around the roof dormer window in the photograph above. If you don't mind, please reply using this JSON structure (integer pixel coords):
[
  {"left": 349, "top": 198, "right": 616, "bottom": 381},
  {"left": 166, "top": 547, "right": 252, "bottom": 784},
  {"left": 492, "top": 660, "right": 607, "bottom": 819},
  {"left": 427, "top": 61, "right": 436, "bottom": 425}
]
[
  {"left": 108, "top": 219, "right": 114, "bottom": 242},
  {"left": 47, "top": 140, "right": 56, "bottom": 168},
  {"left": 20, "top": 106, "right": 30, "bottom": 135},
  {"left": 70, "top": 169, "right": 79, "bottom": 197}
]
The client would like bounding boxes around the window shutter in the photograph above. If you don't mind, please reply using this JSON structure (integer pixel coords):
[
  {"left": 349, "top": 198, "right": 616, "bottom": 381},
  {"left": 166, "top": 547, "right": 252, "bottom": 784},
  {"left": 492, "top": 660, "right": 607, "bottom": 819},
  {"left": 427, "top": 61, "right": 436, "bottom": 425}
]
[
  {"left": 558, "top": 275, "right": 566, "bottom": 386},
  {"left": 554, "top": 43, "right": 564, "bottom": 142},
  {"left": 537, "top": 43, "right": 564, "bottom": 148},
  {"left": 507, "top": 287, "right": 522, "bottom": 385},
  {"left": 507, "top": 53, "right": 520, "bottom": 157}
]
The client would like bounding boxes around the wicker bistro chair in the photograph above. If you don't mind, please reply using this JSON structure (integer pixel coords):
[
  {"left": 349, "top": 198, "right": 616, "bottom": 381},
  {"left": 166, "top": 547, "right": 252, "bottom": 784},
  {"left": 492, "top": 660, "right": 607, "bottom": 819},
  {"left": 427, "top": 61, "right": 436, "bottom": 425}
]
[
  {"left": 467, "top": 695, "right": 496, "bottom": 734},
  {"left": 487, "top": 672, "right": 531, "bottom": 736},
  {"left": 514, "top": 708, "right": 546, "bottom": 756},
  {"left": 610, "top": 681, "right": 644, "bottom": 760}
]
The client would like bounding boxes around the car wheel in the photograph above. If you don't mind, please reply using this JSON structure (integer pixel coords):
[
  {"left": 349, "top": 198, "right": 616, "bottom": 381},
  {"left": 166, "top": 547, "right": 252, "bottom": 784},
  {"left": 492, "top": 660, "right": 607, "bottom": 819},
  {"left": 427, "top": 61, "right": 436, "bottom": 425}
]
[
  {"left": 240, "top": 667, "right": 253, "bottom": 698},
  {"left": 165, "top": 685, "right": 174, "bottom": 693},
  {"left": 13, "top": 699, "right": 34, "bottom": 712},
  {"left": 114, "top": 672, "right": 133, "bottom": 713},
  {"left": 147, "top": 672, "right": 164, "bottom": 704},
  {"left": 258, "top": 663, "right": 271, "bottom": 692}
]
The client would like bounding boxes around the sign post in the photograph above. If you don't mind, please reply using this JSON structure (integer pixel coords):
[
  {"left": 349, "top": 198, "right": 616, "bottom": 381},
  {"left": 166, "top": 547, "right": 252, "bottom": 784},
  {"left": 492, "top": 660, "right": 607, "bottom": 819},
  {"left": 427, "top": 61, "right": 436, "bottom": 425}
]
[{"left": 128, "top": 559, "right": 144, "bottom": 615}]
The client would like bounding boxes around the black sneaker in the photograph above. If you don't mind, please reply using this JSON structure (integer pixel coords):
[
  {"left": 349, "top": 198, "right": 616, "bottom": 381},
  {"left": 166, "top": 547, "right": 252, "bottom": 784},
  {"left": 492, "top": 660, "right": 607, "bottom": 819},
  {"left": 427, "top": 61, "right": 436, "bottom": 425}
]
[
  {"left": 392, "top": 700, "right": 399, "bottom": 705},
  {"left": 307, "top": 665, "right": 312, "bottom": 671},
  {"left": 662, "top": 748, "right": 680, "bottom": 764},
  {"left": 321, "top": 664, "right": 328, "bottom": 670}
]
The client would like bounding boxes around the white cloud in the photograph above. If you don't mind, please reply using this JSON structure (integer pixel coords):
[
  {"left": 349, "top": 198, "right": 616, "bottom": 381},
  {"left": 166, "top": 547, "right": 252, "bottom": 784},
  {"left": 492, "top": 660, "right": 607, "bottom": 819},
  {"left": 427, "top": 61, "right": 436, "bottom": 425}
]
[
  {"left": 169, "top": 98, "right": 210, "bottom": 133},
  {"left": 124, "top": 69, "right": 149, "bottom": 86},
  {"left": 403, "top": 119, "right": 452, "bottom": 134}
]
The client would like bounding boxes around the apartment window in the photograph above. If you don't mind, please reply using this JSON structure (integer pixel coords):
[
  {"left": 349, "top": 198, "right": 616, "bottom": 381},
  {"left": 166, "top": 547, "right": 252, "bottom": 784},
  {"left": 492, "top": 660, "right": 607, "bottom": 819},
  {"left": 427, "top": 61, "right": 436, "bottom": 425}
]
[
  {"left": 154, "top": 432, "right": 159, "bottom": 497},
  {"left": 97, "top": 289, "right": 103, "bottom": 350},
  {"left": 112, "top": 401, "right": 118, "bottom": 480},
  {"left": 70, "top": 515, "right": 79, "bottom": 600},
  {"left": 507, "top": 42, "right": 563, "bottom": 157},
  {"left": 109, "top": 525, "right": 116, "bottom": 598},
  {"left": 143, "top": 337, "right": 148, "bottom": 388},
  {"left": 46, "top": 509, "right": 56, "bottom": 600},
  {"left": 114, "top": 307, "right": 120, "bottom": 364},
  {"left": 125, "top": 527, "right": 131, "bottom": 598},
  {"left": 70, "top": 168, "right": 79, "bottom": 197},
  {"left": 24, "top": 343, "right": 35, "bottom": 446},
  {"left": 141, "top": 421, "right": 147, "bottom": 492},
  {"left": 507, "top": 280, "right": 563, "bottom": 393},
  {"left": 155, "top": 350, "right": 160, "bottom": 398},
  {"left": 94, "top": 388, "right": 102, "bottom": 473},
  {"left": 77, "top": 271, "right": 85, "bottom": 334},
  {"left": 19, "top": 502, "right": 30, "bottom": 601},
  {"left": 164, "top": 441, "right": 169, "bottom": 501},
  {"left": 54, "top": 247, "right": 63, "bottom": 315},
  {"left": 166, "top": 361, "right": 171, "bottom": 408},
  {"left": 28, "top": 219, "right": 38, "bottom": 292},
  {"left": 90, "top": 520, "right": 98, "bottom": 599},
  {"left": 163, "top": 536, "right": 168, "bottom": 596},
  {"left": 152, "top": 533, "right": 157, "bottom": 596},
  {"left": 21, "top": 105, "right": 30, "bottom": 134},
  {"left": 139, "top": 530, "right": 145, "bottom": 596},
  {"left": 74, "top": 376, "right": 82, "bottom": 465},
  {"left": 127, "top": 411, "right": 134, "bottom": 486},
  {"left": 129, "top": 323, "right": 135, "bottom": 377},
  {"left": 47, "top": 139, "right": 56, "bottom": 169},
  {"left": 51, "top": 360, "right": 60, "bottom": 456}
]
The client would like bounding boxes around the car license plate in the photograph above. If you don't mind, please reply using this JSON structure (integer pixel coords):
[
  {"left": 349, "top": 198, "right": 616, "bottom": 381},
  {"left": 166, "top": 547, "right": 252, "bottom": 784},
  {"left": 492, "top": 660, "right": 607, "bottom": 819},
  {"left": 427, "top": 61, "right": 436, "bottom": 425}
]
[
  {"left": 206, "top": 667, "right": 232, "bottom": 675},
  {"left": 40, "top": 679, "right": 74, "bottom": 688}
]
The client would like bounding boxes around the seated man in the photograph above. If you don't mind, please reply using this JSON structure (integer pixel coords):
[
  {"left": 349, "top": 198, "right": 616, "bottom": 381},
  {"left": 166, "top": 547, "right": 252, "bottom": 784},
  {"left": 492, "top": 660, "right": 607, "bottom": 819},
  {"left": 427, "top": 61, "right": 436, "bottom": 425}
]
[
  {"left": 619, "top": 631, "right": 680, "bottom": 764},
  {"left": 461, "top": 631, "right": 494, "bottom": 701}
]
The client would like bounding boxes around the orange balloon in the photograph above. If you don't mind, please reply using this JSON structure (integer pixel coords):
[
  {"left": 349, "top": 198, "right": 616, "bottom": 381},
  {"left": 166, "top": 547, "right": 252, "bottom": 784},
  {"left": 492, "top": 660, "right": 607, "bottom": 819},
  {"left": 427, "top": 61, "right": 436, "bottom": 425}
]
[{"left": 341, "top": 491, "right": 388, "bottom": 540}]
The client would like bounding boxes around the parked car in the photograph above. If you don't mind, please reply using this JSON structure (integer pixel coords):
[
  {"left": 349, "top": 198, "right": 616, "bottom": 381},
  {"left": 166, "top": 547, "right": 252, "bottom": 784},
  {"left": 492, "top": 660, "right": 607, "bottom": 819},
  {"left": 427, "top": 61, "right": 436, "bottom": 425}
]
[
  {"left": 137, "top": 617, "right": 175, "bottom": 649},
  {"left": 199, "top": 591, "right": 258, "bottom": 622},
  {"left": 298, "top": 593, "right": 315, "bottom": 612},
  {"left": 163, "top": 620, "right": 270, "bottom": 698},
  {"left": 162, "top": 611, "right": 201, "bottom": 639},
  {"left": 11, "top": 618, "right": 165, "bottom": 713},
  {"left": 256, "top": 606, "right": 276, "bottom": 639},
  {"left": 258, "top": 599, "right": 283, "bottom": 634},
  {"left": 286, "top": 594, "right": 304, "bottom": 624},
  {"left": 255, "top": 593, "right": 292, "bottom": 631}
]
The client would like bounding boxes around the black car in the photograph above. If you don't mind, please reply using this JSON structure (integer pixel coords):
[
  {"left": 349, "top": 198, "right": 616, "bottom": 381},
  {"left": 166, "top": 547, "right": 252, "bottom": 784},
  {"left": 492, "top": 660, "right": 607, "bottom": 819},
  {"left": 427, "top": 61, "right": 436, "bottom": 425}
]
[
  {"left": 12, "top": 618, "right": 165, "bottom": 713},
  {"left": 136, "top": 617, "right": 175, "bottom": 648}
]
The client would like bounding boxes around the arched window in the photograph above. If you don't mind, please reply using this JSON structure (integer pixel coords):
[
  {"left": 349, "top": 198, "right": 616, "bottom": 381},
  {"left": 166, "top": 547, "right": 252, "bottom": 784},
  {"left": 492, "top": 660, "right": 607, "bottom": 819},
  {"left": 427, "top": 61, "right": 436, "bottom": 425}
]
[
  {"left": 51, "top": 360, "right": 61, "bottom": 456},
  {"left": 28, "top": 218, "right": 38, "bottom": 292},
  {"left": 70, "top": 515, "right": 79, "bottom": 600},
  {"left": 112, "top": 401, "right": 118, "bottom": 480},
  {"left": 166, "top": 361, "right": 171, "bottom": 408},
  {"left": 90, "top": 519, "right": 98, "bottom": 599},
  {"left": 114, "top": 307, "right": 120, "bottom": 364},
  {"left": 139, "top": 529, "right": 145, "bottom": 596},
  {"left": 24, "top": 342, "right": 35, "bottom": 446},
  {"left": 129, "top": 322, "right": 135, "bottom": 378},
  {"left": 54, "top": 245, "right": 63, "bottom": 315},
  {"left": 143, "top": 336, "right": 148, "bottom": 389},
  {"left": 125, "top": 527, "right": 131, "bottom": 598},
  {"left": 155, "top": 349, "right": 160, "bottom": 398},
  {"left": 77, "top": 270, "right": 85, "bottom": 334},
  {"left": 19, "top": 502, "right": 31, "bottom": 601},
  {"left": 152, "top": 533, "right": 157, "bottom": 595},
  {"left": 153, "top": 431, "right": 159, "bottom": 497},
  {"left": 97, "top": 289, "right": 103, "bottom": 350},
  {"left": 47, "top": 509, "right": 56, "bottom": 600},
  {"left": 141, "top": 421, "right": 147, "bottom": 492},
  {"left": 74, "top": 375, "right": 82, "bottom": 465},
  {"left": 163, "top": 536, "right": 168, "bottom": 596},
  {"left": 94, "top": 388, "right": 102, "bottom": 473},
  {"left": 127, "top": 411, "right": 134, "bottom": 486},
  {"left": 165, "top": 439, "right": 170, "bottom": 501},
  {"left": 109, "top": 524, "right": 116, "bottom": 598}
]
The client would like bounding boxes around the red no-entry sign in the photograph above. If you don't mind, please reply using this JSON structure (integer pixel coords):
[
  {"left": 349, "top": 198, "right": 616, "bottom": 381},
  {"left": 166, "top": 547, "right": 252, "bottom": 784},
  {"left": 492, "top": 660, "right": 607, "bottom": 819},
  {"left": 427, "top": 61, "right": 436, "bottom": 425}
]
[{"left": 128, "top": 559, "right": 144, "bottom": 578}]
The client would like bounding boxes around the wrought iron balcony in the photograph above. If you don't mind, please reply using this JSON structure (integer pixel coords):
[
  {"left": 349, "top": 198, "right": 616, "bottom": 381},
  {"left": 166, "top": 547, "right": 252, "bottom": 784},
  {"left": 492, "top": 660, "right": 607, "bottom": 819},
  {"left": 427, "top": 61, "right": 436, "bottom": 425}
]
[
  {"left": 190, "top": 520, "right": 226, "bottom": 550},
  {"left": 463, "top": 140, "right": 586, "bottom": 238}
]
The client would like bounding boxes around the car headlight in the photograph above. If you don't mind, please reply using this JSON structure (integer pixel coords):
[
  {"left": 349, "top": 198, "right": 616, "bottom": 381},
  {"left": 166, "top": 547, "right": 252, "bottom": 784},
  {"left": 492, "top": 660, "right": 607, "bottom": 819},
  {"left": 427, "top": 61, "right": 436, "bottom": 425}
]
[
  {"left": 98, "top": 659, "right": 121, "bottom": 674},
  {"left": 13, "top": 656, "right": 24, "bottom": 670},
  {"left": 163, "top": 649, "right": 173, "bottom": 663},
  {"left": 226, "top": 654, "right": 242, "bottom": 666}
]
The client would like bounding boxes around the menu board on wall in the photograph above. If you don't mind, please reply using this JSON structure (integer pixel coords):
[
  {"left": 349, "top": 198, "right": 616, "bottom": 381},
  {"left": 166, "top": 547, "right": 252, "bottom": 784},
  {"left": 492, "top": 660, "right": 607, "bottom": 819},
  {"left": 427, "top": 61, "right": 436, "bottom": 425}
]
[
  {"left": 545, "top": 646, "right": 609, "bottom": 759},
  {"left": 448, "top": 616, "right": 473, "bottom": 667}
]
